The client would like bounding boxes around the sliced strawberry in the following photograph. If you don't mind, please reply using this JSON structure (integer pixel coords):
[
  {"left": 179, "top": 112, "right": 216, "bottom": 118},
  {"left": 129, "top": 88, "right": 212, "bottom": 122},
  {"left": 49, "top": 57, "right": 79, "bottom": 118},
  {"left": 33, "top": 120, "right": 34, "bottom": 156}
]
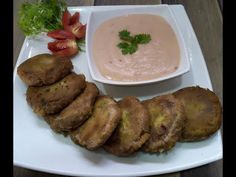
[
  {"left": 52, "top": 48, "right": 78, "bottom": 58},
  {"left": 69, "top": 12, "right": 80, "bottom": 25},
  {"left": 70, "top": 23, "right": 86, "bottom": 39},
  {"left": 61, "top": 10, "right": 86, "bottom": 39},
  {"left": 48, "top": 10, "right": 85, "bottom": 58},
  {"left": 47, "top": 30, "right": 75, "bottom": 40},
  {"left": 62, "top": 10, "right": 71, "bottom": 30},
  {"left": 48, "top": 39, "right": 78, "bottom": 58}
]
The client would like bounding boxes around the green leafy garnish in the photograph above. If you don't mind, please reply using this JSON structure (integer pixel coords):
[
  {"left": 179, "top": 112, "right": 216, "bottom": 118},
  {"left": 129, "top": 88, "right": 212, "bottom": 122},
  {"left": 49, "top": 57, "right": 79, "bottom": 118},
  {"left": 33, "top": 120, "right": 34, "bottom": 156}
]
[
  {"left": 117, "top": 42, "right": 137, "bottom": 55},
  {"left": 18, "top": 0, "right": 66, "bottom": 36},
  {"left": 117, "top": 42, "right": 129, "bottom": 49},
  {"left": 117, "top": 29, "right": 151, "bottom": 55},
  {"left": 119, "top": 30, "right": 133, "bottom": 42},
  {"left": 134, "top": 34, "right": 151, "bottom": 44},
  {"left": 76, "top": 39, "right": 85, "bottom": 52}
]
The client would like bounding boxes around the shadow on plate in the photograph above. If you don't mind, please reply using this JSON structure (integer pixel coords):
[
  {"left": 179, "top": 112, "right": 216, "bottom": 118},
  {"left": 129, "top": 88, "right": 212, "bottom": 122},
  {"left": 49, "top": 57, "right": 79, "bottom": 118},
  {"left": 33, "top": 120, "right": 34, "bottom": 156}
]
[
  {"left": 102, "top": 76, "right": 183, "bottom": 100},
  {"left": 50, "top": 129, "right": 73, "bottom": 145},
  {"left": 78, "top": 147, "right": 141, "bottom": 165},
  {"left": 74, "top": 144, "right": 178, "bottom": 165},
  {"left": 33, "top": 112, "right": 49, "bottom": 129},
  {"left": 103, "top": 152, "right": 170, "bottom": 164},
  {"left": 177, "top": 133, "right": 219, "bottom": 150},
  {"left": 73, "top": 144, "right": 108, "bottom": 165}
]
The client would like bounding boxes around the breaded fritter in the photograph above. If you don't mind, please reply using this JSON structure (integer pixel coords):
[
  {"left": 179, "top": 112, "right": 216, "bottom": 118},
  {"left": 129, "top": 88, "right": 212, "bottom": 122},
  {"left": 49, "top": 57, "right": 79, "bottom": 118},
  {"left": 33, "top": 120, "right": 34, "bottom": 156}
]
[
  {"left": 26, "top": 73, "right": 86, "bottom": 116},
  {"left": 103, "top": 96, "right": 150, "bottom": 156},
  {"left": 173, "top": 86, "right": 222, "bottom": 141},
  {"left": 47, "top": 82, "right": 99, "bottom": 133},
  {"left": 70, "top": 96, "right": 121, "bottom": 150},
  {"left": 142, "top": 94, "right": 185, "bottom": 153},
  {"left": 17, "top": 53, "right": 73, "bottom": 86}
]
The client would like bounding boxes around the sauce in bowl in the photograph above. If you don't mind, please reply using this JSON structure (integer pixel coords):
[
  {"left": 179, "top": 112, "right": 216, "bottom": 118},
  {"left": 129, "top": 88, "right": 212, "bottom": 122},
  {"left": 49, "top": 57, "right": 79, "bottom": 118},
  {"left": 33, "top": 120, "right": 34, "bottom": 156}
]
[{"left": 92, "top": 14, "right": 180, "bottom": 82}]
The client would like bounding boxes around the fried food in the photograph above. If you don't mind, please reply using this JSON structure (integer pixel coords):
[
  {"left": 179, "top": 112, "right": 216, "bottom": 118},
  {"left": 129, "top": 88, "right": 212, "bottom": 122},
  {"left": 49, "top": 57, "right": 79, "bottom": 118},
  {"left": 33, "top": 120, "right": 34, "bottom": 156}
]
[
  {"left": 142, "top": 94, "right": 185, "bottom": 153},
  {"left": 103, "top": 96, "right": 150, "bottom": 156},
  {"left": 70, "top": 96, "right": 121, "bottom": 150},
  {"left": 26, "top": 73, "right": 86, "bottom": 116},
  {"left": 173, "top": 86, "right": 222, "bottom": 141},
  {"left": 47, "top": 82, "right": 99, "bottom": 133},
  {"left": 17, "top": 53, "right": 73, "bottom": 86}
]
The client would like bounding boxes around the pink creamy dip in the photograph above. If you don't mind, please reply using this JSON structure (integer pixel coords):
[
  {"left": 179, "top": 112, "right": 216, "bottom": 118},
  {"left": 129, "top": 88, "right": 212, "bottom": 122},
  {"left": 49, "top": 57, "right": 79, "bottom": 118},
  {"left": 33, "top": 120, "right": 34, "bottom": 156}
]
[{"left": 92, "top": 14, "right": 180, "bottom": 81}]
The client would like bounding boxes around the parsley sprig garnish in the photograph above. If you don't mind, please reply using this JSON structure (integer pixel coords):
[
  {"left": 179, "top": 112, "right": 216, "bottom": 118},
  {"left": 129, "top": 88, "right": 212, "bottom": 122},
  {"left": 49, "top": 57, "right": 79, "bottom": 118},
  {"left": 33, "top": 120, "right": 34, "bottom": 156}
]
[{"left": 117, "top": 30, "right": 151, "bottom": 55}]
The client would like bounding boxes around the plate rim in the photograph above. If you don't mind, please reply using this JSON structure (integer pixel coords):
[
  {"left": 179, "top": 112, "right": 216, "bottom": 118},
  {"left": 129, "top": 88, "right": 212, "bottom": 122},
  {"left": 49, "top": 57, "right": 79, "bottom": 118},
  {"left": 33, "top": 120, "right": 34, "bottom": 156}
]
[{"left": 14, "top": 131, "right": 222, "bottom": 177}]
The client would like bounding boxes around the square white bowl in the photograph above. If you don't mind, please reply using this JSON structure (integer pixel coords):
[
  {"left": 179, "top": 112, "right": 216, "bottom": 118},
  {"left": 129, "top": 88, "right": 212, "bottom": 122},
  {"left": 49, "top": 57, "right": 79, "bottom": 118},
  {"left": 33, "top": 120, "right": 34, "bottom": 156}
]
[{"left": 86, "top": 5, "right": 190, "bottom": 86}]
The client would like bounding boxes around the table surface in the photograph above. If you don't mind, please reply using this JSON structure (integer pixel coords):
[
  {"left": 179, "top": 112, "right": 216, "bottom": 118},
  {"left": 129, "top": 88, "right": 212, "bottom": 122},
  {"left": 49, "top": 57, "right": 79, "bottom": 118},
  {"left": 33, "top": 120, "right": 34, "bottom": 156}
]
[{"left": 13, "top": 0, "right": 223, "bottom": 177}]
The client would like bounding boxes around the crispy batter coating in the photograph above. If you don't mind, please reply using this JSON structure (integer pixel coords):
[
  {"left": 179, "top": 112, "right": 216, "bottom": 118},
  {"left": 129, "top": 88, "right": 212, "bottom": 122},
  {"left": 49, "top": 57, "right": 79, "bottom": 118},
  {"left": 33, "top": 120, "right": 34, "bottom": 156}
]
[
  {"left": 70, "top": 96, "right": 121, "bottom": 150},
  {"left": 103, "top": 96, "right": 150, "bottom": 156},
  {"left": 173, "top": 86, "right": 222, "bottom": 141},
  {"left": 47, "top": 82, "right": 99, "bottom": 133},
  {"left": 17, "top": 53, "right": 73, "bottom": 86},
  {"left": 142, "top": 94, "right": 185, "bottom": 153},
  {"left": 26, "top": 73, "right": 86, "bottom": 116}
]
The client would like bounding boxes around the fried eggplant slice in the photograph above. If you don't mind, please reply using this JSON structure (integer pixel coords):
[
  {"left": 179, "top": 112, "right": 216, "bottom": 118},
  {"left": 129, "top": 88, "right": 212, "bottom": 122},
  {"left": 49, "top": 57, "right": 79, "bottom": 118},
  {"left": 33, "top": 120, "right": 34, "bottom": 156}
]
[
  {"left": 103, "top": 96, "right": 150, "bottom": 156},
  {"left": 26, "top": 73, "right": 86, "bottom": 116},
  {"left": 142, "top": 94, "right": 185, "bottom": 153},
  {"left": 70, "top": 96, "right": 121, "bottom": 150},
  {"left": 173, "top": 86, "right": 222, "bottom": 141},
  {"left": 48, "top": 82, "right": 99, "bottom": 133},
  {"left": 17, "top": 53, "right": 73, "bottom": 86}
]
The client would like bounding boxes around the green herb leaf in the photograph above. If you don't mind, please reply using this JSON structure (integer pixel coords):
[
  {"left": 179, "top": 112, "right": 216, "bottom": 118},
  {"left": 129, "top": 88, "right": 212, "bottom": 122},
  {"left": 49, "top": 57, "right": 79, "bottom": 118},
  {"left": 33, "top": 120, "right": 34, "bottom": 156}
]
[
  {"left": 119, "top": 30, "right": 133, "bottom": 42},
  {"left": 117, "top": 30, "right": 151, "bottom": 55},
  {"left": 117, "top": 42, "right": 129, "bottom": 49},
  {"left": 134, "top": 34, "right": 151, "bottom": 44},
  {"left": 18, "top": 0, "right": 66, "bottom": 36},
  {"left": 127, "top": 43, "right": 138, "bottom": 54},
  {"left": 121, "top": 48, "right": 129, "bottom": 55},
  {"left": 76, "top": 39, "right": 86, "bottom": 52},
  {"left": 117, "top": 42, "right": 138, "bottom": 55}
]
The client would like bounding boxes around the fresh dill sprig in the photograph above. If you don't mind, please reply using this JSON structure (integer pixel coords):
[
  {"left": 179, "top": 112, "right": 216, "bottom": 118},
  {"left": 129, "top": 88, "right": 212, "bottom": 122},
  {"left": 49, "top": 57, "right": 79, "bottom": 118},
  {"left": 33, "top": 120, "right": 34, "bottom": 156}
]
[{"left": 18, "top": 0, "right": 66, "bottom": 36}]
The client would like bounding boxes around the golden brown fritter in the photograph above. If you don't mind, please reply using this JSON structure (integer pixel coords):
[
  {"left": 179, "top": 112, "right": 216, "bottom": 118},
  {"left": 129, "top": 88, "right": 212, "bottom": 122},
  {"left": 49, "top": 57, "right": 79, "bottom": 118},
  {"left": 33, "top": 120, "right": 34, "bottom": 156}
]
[
  {"left": 26, "top": 73, "right": 86, "bottom": 116},
  {"left": 17, "top": 53, "right": 73, "bottom": 86},
  {"left": 70, "top": 96, "right": 121, "bottom": 150},
  {"left": 173, "top": 86, "right": 222, "bottom": 141},
  {"left": 47, "top": 82, "right": 99, "bottom": 133},
  {"left": 103, "top": 96, "right": 150, "bottom": 156},
  {"left": 142, "top": 94, "right": 185, "bottom": 153}
]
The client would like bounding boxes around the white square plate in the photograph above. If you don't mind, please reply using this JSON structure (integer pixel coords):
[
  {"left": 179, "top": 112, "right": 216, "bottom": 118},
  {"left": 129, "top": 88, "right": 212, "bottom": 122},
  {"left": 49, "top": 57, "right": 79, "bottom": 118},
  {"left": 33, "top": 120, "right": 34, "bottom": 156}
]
[
  {"left": 13, "top": 5, "right": 222, "bottom": 177},
  {"left": 86, "top": 5, "right": 190, "bottom": 85}
]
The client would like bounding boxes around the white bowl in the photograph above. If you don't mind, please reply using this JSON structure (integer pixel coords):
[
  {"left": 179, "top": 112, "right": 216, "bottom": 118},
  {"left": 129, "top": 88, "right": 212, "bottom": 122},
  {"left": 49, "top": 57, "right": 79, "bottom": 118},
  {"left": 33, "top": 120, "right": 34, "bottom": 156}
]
[{"left": 86, "top": 5, "right": 190, "bottom": 86}]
